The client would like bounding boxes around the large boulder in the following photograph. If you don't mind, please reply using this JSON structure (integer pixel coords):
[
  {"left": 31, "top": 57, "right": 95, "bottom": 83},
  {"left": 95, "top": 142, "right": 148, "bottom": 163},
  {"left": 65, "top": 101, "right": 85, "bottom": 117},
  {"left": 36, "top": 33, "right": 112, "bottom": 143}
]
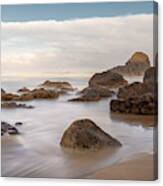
[
  {"left": 111, "top": 52, "right": 150, "bottom": 76},
  {"left": 117, "top": 82, "right": 152, "bottom": 99},
  {"left": 60, "top": 119, "right": 121, "bottom": 150},
  {"left": 40, "top": 80, "right": 74, "bottom": 91},
  {"left": 110, "top": 93, "right": 157, "bottom": 115},
  {"left": 89, "top": 70, "right": 128, "bottom": 89},
  {"left": 17, "top": 87, "right": 31, "bottom": 93},
  {"left": 1, "top": 121, "right": 19, "bottom": 136}
]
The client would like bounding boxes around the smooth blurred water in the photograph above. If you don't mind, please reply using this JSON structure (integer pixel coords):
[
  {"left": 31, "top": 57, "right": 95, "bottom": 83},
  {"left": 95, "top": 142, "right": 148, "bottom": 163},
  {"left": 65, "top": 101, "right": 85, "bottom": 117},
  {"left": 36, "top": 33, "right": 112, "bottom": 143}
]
[{"left": 1, "top": 76, "right": 155, "bottom": 178}]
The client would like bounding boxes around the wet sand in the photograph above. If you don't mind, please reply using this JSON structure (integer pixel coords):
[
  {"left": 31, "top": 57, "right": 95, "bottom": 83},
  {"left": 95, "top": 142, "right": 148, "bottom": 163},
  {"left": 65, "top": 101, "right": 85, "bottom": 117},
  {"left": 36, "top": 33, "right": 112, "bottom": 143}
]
[{"left": 86, "top": 153, "right": 157, "bottom": 181}]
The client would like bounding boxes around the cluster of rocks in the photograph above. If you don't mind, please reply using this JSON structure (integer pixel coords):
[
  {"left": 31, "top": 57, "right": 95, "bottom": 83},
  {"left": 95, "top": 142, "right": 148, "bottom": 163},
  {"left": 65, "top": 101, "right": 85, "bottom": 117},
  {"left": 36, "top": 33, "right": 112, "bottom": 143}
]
[
  {"left": 1, "top": 102, "right": 34, "bottom": 109},
  {"left": 110, "top": 66, "right": 157, "bottom": 115},
  {"left": 1, "top": 88, "right": 59, "bottom": 101},
  {"left": 1, "top": 121, "right": 21, "bottom": 136},
  {"left": 110, "top": 52, "right": 150, "bottom": 76},
  {"left": 60, "top": 119, "right": 121, "bottom": 150}
]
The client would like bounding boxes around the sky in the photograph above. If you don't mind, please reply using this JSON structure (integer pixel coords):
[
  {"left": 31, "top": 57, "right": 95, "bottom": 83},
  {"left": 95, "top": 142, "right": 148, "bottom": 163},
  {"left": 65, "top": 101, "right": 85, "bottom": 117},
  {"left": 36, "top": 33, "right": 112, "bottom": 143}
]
[{"left": 1, "top": 1, "right": 157, "bottom": 77}]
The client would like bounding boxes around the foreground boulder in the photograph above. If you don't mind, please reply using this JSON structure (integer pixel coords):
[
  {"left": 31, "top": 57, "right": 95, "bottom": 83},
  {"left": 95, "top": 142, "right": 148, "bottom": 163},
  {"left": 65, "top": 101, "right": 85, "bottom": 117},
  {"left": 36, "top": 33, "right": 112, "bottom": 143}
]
[
  {"left": 40, "top": 80, "right": 74, "bottom": 91},
  {"left": 110, "top": 94, "right": 157, "bottom": 115},
  {"left": 69, "top": 86, "right": 114, "bottom": 102},
  {"left": 60, "top": 119, "right": 121, "bottom": 150},
  {"left": 89, "top": 70, "right": 128, "bottom": 89},
  {"left": 1, "top": 102, "right": 34, "bottom": 109},
  {"left": 111, "top": 52, "right": 150, "bottom": 76}
]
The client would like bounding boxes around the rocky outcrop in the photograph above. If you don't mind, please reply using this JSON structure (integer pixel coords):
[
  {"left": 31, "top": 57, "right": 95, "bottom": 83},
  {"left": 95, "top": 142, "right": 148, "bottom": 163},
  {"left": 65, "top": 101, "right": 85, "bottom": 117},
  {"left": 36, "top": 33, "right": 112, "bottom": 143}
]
[
  {"left": 89, "top": 71, "right": 128, "bottom": 89},
  {"left": 1, "top": 121, "right": 19, "bottom": 136},
  {"left": 1, "top": 88, "right": 59, "bottom": 101},
  {"left": 117, "top": 82, "right": 152, "bottom": 99},
  {"left": 60, "top": 119, "right": 121, "bottom": 150},
  {"left": 1, "top": 89, "right": 5, "bottom": 94},
  {"left": 17, "top": 87, "right": 31, "bottom": 93},
  {"left": 1, "top": 102, "right": 34, "bottom": 109},
  {"left": 111, "top": 93, "right": 157, "bottom": 115},
  {"left": 69, "top": 86, "right": 114, "bottom": 102},
  {"left": 111, "top": 52, "right": 150, "bottom": 76},
  {"left": 40, "top": 80, "right": 74, "bottom": 91}
]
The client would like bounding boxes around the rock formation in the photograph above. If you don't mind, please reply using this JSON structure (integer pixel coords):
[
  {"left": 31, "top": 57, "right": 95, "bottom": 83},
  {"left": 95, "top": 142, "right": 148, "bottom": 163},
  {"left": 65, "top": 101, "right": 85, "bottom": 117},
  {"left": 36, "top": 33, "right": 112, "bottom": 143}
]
[
  {"left": 60, "top": 119, "right": 121, "bottom": 150},
  {"left": 111, "top": 52, "right": 150, "bottom": 76},
  {"left": 89, "top": 70, "right": 128, "bottom": 89},
  {"left": 17, "top": 87, "right": 31, "bottom": 93},
  {"left": 1, "top": 121, "right": 19, "bottom": 136},
  {"left": 1, "top": 102, "right": 34, "bottom": 109}
]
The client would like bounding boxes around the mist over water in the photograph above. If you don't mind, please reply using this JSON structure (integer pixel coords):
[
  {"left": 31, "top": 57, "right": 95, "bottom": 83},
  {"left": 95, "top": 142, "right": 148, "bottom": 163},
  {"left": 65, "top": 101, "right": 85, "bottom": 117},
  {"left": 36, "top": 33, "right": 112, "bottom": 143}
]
[{"left": 1, "top": 76, "right": 154, "bottom": 178}]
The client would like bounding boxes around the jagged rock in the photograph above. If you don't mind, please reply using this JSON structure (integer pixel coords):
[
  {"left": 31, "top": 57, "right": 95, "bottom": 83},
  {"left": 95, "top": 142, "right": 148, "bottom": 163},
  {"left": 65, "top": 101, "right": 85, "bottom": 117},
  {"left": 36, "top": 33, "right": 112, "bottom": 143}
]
[
  {"left": 89, "top": 70, "right": 128, "bottom": 89},
  {"left": 60, "top": 119, "right": 121, "bottom": 150},
  {"left": 1, "top": 102, "right": 34, "bottom": 109},
  {"left": 111, "top": 52, "right": 150, "bottom": 76},
  {"left": 40, "top": 80, "right": 74, "bottom": 91},
  {"left": 110, "top": 93, "right": 157, "bottom": 115}
]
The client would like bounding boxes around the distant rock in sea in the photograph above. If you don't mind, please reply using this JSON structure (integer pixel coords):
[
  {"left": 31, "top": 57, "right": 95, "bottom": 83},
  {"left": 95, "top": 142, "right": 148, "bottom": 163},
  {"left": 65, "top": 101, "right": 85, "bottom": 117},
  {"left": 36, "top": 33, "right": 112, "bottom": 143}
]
[
  {"left": 1, "top": 121, "right": 20, "bottom": 136},
  {"left": 40, "top": 80, "right": 75, "bottom": 91},
  {"left": 110, "top": 52, "right": 150, "bottom": 76},
  {"left": 1, "top": 102, "right": 34, "bottom": 109},
  {"left": 17, "top": 87, "right": 31, "bottom": 93},
  {"left": 60, "top": 119, "right": 121, "bottom": 150}
]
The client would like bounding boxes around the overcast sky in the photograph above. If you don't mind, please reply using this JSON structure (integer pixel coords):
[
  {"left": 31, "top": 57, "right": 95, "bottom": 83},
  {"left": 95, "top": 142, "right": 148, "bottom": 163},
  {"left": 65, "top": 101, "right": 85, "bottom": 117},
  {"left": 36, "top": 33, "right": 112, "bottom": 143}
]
[{"left": 1, "top": 2, "right": 156, "bottom": 77}]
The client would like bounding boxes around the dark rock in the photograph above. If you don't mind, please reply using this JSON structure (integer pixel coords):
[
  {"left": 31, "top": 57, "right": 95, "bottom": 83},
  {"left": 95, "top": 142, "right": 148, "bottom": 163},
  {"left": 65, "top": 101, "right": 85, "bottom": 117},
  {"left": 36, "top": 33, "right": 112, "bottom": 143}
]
[
  {"left": 89, "top": 70, "right": 128, "bottom": 89},
  {"left": 1, "top": 102, "right": 34, "bottom": 109},
  {"left": 15, "top": 122, "right": 23, "bottom": 126},
  {"left": 1, "top": 121, "right": 20, "bottom": 136},
  {"left": 17, "top": 87, "right": 31, "bottom": 93},
  {"left": 1, "top": 89, "right": 5, "bottom": 94},
  {"left": 110, "top": 93, "right": 157, "bottom": 115},
  {"left": 60, "top": 119, "right": 121, "bottom": 150}
]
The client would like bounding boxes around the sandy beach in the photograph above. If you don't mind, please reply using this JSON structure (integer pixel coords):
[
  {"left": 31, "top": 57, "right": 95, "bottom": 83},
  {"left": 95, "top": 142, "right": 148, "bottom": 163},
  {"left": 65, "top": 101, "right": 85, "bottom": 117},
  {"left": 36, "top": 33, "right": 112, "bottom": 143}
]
[{"left": 86, "top": 153, "right": 157, "bottom": 181}]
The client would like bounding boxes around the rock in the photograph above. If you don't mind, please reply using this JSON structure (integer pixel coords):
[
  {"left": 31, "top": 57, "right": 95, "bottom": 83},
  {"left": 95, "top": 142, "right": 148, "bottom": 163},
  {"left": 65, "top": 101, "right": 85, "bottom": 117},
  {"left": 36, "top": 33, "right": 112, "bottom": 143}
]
[
  {"left": 60, "top": 119, "right": 121, "bottom": 150},
  {"left": 110, "top": 93, "right": 157, "bottom": 115},
  {"left": 1, "top": 102, "right": 34, "bottom": 109},
  {"left": 1, "top": 88, "right": 59, "bottom": 101},
  {"left": 89, "top": 70, "right": 128, "bottom": 89},
  {"left": 15, "top": 122, "right": 23, "bottom": 126},
  {"left": 1, "top": 89, "right": 5, "bottom": 94},
  {"left": 1, "top": 121, "right": 19, "bottom": 136},
  {"left": 143, "top": 67, "right": 155, "bottom": 85},
  {"left": 69, "top": 86, "right": 114, "bottom": 102},
  {"left": 111, "top": 52, "right": 150, "bottom": 76},
  {"left": 40, "top": 80, "right": 74, "bottom": 91},
  {"left": 117, "top": 82, "right": 152, "bottom": 99},
  {"left": 17, "top": 87, "right": 31, "bottom": 93}
]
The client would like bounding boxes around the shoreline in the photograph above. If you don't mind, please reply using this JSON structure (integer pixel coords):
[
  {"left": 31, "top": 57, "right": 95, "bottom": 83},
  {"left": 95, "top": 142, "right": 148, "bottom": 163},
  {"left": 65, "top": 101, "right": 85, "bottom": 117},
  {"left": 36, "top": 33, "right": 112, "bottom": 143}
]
[{"left": 85, "top": 153, "right": 157, "bottom": 181}]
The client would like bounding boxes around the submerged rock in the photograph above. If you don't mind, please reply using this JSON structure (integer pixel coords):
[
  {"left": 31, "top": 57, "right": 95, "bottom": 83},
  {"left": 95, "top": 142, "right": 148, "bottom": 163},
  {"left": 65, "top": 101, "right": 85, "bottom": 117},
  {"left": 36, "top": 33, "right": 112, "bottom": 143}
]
[
  {"left": 89, "top": 70, "right": 128, "bottom": 89},
  {"left": 1, "top": 121, "right": 19, "bottom": 136},
  {"left": 69, "top": 86, "right": 114, "bottom": 102},
  {"left": 1, "top": 102, "right": 34, "bottom": 109},
  {"left": 60, "top": 119, "right": 121, "bottom": 150},
  {"left": 40, "top": 80, "right": 74, "bottom": 91},
  {"left": 111, "top": 52, "right": 150, "bottom": 76}
]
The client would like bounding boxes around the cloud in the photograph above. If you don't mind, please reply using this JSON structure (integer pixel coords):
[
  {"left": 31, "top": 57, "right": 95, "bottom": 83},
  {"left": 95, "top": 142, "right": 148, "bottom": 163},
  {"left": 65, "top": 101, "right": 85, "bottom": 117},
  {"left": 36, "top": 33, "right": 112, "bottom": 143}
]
[{"left": 1, "top": 14, "right": 154, "bottom": 77}]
